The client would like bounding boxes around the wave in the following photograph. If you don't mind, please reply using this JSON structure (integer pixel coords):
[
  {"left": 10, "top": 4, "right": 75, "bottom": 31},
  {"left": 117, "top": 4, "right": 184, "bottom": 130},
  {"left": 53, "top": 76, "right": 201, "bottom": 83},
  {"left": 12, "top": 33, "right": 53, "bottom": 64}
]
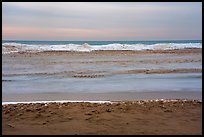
[{"left": 2, "top": 42, "right": 202, "bottom": 54}]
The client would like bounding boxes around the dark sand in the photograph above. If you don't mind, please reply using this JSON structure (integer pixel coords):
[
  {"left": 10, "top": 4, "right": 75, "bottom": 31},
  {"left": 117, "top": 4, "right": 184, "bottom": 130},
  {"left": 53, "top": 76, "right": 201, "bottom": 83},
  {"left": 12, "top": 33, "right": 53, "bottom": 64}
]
[{"left": 2, "top": 100, "right": 202, "bottom": 135}]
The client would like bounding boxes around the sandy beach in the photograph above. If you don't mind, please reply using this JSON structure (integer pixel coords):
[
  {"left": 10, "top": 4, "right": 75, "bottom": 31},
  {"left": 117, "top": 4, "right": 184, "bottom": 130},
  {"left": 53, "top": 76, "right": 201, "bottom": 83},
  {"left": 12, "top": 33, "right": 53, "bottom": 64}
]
[
  {"left": 2, "top": 1, "right": 202, "bottom": 135},
  {"left": 2, "top": 99, "right": 202, "bottom": 135}
]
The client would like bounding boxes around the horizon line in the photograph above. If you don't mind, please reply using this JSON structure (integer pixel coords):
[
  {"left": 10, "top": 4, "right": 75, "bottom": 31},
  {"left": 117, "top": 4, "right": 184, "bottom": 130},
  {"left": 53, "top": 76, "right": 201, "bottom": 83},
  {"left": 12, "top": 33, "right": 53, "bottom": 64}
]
[{"left": 2, "top": 39, "right": 202, "bottom": 42}]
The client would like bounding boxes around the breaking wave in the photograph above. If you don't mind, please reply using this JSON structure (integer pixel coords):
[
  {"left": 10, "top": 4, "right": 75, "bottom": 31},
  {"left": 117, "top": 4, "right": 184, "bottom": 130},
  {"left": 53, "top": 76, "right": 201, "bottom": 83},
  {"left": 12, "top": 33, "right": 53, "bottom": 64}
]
[{"left": 2, "top": 42, "right": 202, "bottom": 54}]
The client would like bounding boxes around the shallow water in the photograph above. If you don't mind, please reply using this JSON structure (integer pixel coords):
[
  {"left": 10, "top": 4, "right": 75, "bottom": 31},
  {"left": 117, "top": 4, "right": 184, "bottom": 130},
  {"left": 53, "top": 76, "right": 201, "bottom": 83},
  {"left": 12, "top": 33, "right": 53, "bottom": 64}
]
[
  {"left": 2, "top": 49, "right": 202, "bottom": 102},
  {"left": 2, "top": 73, "right": 202, "bottom": 94}
]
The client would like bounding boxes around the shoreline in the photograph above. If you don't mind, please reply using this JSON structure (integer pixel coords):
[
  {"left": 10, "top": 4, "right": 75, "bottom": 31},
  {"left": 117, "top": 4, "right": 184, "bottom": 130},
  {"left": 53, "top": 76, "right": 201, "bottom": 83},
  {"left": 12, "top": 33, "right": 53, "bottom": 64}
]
[
  {"left": 2, "top": 48, "right": 202, "bottom": 56},
  {"left": 2, "top": 98, "right": 202, "bottom": 105},
  {"left": 3, "top": 99, "right": 202, "bottom": 135},
  {"left": 2, "top": 91, "right": 202, "bottom": 103}
]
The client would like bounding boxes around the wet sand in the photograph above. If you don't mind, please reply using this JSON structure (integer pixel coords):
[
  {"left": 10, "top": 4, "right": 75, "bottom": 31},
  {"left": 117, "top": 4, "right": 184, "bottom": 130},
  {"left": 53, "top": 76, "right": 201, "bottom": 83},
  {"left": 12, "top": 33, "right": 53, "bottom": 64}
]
[
  {"left": 2, "top": 99, "right": 202, "bottom": 135},
  {"left": 2, "top": 91, "right": 202, "bottom": 102},
  {"left": 2, "top": 48, "right": 202, "bottom": 77}
]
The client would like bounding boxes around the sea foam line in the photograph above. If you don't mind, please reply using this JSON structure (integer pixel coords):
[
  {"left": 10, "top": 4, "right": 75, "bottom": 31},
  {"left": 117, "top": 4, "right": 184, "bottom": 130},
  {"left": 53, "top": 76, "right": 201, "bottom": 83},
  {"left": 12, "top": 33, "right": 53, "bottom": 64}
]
[
  {"left": 2, "top": 100, "right": 113, "bottom": 105},
  {"left": 2, "top": 99, "right": 201, "bottom": 105}
]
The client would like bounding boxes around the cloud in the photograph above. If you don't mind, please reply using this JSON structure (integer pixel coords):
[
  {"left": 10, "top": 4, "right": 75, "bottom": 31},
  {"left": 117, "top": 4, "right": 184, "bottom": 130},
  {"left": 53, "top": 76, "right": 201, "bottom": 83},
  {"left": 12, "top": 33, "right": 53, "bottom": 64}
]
[{"left": 2, "top": 2, "right": 202, "bottom": 40}]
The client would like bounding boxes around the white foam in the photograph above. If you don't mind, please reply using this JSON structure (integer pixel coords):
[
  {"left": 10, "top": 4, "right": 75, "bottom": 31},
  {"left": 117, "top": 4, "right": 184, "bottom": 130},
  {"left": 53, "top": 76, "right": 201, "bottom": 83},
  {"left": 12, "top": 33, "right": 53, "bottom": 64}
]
[
  {"left": 2, "top": 99, "right": 201, "bottom": 105},
  {"left": 2, "top": 100, "right": 113, "bottom": 105},
  {"left": 2, "top": 42, "right": 202, "bottom": 54}
]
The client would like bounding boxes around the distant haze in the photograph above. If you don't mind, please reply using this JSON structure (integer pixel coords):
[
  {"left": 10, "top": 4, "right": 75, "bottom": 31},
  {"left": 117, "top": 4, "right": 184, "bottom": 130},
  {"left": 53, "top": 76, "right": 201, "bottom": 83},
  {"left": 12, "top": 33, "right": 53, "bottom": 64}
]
[{"left": 2, "top": 2, "right": 202, "bottom": 41}]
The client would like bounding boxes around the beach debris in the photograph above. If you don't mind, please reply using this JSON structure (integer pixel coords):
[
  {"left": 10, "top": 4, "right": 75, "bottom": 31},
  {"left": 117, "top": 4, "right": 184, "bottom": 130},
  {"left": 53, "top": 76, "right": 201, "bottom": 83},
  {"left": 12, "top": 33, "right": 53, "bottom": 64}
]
[
  {"left": 85, "top": 112, "right": 92, "bottom": 115},
  {"left": 159, "top": 105, "right": 166, "bottom": 109},
  {"left": 7, "top": 124, "right": 14, "bottom": 128},
  {"left": 72, "top": 74, "right": 105, "bottom": 78},
  {"left": 4, "top": 110, "right": 10, "bottom": 114},
  {"left": 106, "top": 104, "right": 110, "bottom": 106},
  {"left": 106, "top": 109, "right": 111, "bottom": 112},
  {"left": 164, "top": 109, "right": 173, "bottom": 112},
  {"left": 50, "top": 111, "right": 57, "bottom": 115},
  {"left": 67, "top": 117, "right": 73, "bottom": 120},
  {"left": 17, "top": 113, "right": 23, "bottom": 117},
  {"left": 35, "top": 108, "right": 42, "bottom": 111},
  {"left": 26, "top": 108, "right": 33, "bottom": 112},
  {"left": 85, "top": 116, "right": 93, "bottom": 120}
]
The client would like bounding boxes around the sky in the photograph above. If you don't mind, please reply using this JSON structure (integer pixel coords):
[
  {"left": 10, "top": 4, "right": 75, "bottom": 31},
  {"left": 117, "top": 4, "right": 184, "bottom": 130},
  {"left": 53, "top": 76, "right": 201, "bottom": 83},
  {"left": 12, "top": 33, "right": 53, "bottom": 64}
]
[{"left": 2, "top": 2, "right": 202, "bottom": 41}]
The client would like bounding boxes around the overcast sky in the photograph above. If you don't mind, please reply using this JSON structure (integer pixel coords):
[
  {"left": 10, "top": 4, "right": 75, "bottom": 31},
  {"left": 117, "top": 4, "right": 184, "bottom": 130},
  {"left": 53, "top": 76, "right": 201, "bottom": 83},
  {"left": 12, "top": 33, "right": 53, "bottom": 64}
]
[{"left": 2, "top": 2, "right": 202, "bottom": 41}]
